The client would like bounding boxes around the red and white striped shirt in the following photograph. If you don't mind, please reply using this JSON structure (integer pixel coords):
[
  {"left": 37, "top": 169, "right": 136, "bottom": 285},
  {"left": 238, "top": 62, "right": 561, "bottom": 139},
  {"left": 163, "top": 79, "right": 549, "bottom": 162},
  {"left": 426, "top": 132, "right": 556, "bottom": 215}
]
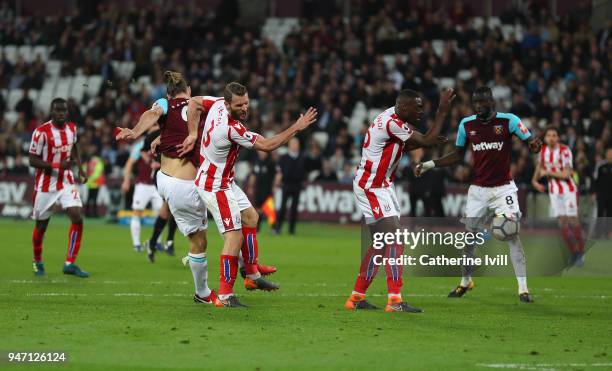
[
  {"left": 195, "top": 97, "right": 259, "bottom": 192},
  {"left": 28, "top": 121, "right": 77, "bottom": 192},
  {"left": 540, "top": 143, "right": 576, "bottom": 194},
  {"left": 354, "top": 107, "right": 413, "bottom": 189}
]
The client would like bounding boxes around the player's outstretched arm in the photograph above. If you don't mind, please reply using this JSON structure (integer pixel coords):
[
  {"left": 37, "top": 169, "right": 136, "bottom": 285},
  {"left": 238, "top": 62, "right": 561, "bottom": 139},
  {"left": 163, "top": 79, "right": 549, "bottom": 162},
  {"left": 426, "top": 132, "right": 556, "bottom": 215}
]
[
  {"left": 72, "top": 142, "right": 88, "bottom": 184},
  {"left": 405, "top": 88, "right": 455, "bottom": 149},
  {"left": 414, "top": 147, "right": 466, "bottom": 177},
  {"left": 121, "top": 157, "right": 135, "bottom": 193},
  {"left": 531, "top": 162, "right": 546, "bottom": 192},
  {"left": 253, "top": 107, "right": 318, "bottom": 153},
  {"left": 177, "top": 97, "right": 205, "bottom": 156},
  {"left": 404, "top": 135, "right": 448, "bottom": 151},
  {"left": 116, "top": 105, "right": 164, "bottom": 141},
  {"left": 527, "top": 136, "right": 542, "bottom": 153}
]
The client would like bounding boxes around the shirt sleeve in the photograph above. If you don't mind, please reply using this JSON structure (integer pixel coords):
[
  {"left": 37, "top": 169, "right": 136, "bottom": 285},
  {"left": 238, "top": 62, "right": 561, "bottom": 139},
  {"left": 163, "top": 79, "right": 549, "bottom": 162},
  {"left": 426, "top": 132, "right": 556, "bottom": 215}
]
[
  {"left": 130, "top": 140, "right": 144, "bottom": 160},
  {"left": 29, "top": 129, "right": 45, "bottom": 156},
  {"left": 152, "top": 98, "right": 168, "bottom": 115},
  {"left": 386, "top": 119, "right": 413, "bottom": 142},
  {"left": 455, "top": 121, "right": 467, "bottom": 147},
  {"left": 228, "top": 121, "right": 259, "bottom": 149},
  {"left": 202, "top": 96, "right": 222, "bottom": 112},
  {"left": 561, "top": 147, "right": 573, "bottom": 169},
  {"left": 508, "top": 113, "right": 531, "bottom": 141}
]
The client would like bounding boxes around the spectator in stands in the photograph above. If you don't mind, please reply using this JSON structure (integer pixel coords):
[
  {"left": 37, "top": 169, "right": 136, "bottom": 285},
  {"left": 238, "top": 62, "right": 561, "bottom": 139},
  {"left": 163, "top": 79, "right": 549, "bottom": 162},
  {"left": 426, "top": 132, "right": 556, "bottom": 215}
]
[
  {"left": 316, "top": 159, "right": 338, "bottom": 182},
  {"left": 0, "top": 0, "right": 609, "bottom": 203},
  {"left": 15, "top": 89, "right": 34, "bottom": 121},
  {"left": 10, "top": 153, "right": 29, "bottom": 175}
]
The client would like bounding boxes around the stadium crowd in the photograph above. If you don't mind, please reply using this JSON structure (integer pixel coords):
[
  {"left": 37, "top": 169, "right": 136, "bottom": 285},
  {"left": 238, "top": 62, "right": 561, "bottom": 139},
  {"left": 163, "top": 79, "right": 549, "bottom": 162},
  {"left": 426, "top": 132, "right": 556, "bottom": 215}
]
[{"left": 0, "top": 0, "right": 610, "bottom": 201}]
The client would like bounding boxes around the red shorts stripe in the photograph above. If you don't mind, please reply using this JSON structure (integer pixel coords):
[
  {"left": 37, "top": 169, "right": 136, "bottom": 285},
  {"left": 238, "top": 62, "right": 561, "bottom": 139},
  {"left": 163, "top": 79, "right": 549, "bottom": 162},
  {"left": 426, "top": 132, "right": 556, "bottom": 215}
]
[
  {"left": 358, "top": 160, "right": 373, "bottom": 189},
  {"left": 215, "top": 191, "right": 234, "bottom": 231},
  {"left": 364, "top": 189, "right": 383, "bottom": 219},
  {"left": 204, "top": 164, "right": 217, "bottom": 191}
]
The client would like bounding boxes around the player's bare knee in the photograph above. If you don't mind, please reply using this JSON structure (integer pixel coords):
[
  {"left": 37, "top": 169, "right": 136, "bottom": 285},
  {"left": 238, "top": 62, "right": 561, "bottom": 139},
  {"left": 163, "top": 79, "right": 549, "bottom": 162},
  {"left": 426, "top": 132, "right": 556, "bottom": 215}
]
[
  {"left": 241, "top": 207, "right": 258, "bottom": 228},
  {"left": 188, "top": 230, "right": 206, "bottom": 254},
  {"left": 67, "top": 208, "right": 83, "bottom": 224},
  {"left": 222, "top": 230, "right": 243, "bottom": 254},
  {"left": 36, "top": 219, "right": 50, "bottom": 231}
]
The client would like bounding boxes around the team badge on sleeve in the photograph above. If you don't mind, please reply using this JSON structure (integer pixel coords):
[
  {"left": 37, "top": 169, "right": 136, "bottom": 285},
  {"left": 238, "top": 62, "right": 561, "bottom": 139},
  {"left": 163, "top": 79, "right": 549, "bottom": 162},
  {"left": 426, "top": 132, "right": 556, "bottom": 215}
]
[{"left": 518, "top": 121, "right": 529, "bottom": 134}]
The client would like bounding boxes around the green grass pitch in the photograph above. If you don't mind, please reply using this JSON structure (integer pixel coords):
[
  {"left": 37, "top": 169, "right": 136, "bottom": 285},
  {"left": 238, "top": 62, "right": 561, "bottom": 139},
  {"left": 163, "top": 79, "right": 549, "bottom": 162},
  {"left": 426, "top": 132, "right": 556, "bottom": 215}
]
[{"left": 1, "top": 218, "right": 611, "bottom": 370}]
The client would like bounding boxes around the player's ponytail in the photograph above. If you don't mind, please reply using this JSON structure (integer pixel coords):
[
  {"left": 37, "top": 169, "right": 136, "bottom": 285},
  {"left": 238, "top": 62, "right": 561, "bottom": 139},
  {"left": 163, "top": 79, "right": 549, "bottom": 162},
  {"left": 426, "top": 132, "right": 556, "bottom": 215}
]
[{"left": 163, "top": 70, "right": 188, "bottom": 97}]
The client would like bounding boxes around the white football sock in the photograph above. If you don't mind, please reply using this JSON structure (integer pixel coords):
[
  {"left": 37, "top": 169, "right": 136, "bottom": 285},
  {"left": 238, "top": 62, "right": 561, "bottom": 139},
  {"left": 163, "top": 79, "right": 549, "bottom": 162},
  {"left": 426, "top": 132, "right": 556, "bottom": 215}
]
[
  {"left": 189, "top": 252, "right": 211, "bottom": 298},
  {"left": 130, "top": 216, "right": 141, "bottom": 246},
  {"left": 460, "top": 243, "right": 476, "bottom": 287},
  {"left": 508, "top": 236, "right": 529, "bottom": 293},
  {"left": 460, "top": 276, "right": 472, "bottom": 287}
]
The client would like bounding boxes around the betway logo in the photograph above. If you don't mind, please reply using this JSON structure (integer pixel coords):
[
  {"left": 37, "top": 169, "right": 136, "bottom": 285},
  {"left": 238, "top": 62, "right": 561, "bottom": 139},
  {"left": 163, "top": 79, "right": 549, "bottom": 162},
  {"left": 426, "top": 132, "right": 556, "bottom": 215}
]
[
  {"left": 0, "top": 182, "right": 28, "bottom": 203},
  {"left": 280, "top": 184, "right": 467, "bottom": 221},
  {"left": 472, "top": 141, "right": 504, "bottom": 151}
]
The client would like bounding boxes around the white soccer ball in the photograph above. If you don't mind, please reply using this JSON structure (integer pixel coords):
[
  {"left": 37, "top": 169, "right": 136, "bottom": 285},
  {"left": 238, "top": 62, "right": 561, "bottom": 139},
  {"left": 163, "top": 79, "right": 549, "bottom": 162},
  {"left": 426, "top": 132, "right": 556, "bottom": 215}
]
[{"left": 491, "top": 214, "right": 520, "bottom": 241}]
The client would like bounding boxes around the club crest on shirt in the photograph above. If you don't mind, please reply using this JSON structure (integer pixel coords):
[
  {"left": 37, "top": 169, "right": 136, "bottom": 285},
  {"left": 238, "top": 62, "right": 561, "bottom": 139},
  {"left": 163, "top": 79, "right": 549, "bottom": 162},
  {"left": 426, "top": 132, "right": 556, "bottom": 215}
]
[{"left": 494, "top": 125, "right": 503, "bottom": 135}]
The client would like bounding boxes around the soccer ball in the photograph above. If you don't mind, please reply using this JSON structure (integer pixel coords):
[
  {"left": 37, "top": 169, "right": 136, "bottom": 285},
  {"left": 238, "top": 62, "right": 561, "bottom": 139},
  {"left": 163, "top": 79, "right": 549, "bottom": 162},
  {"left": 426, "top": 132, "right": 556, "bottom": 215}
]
[{"left": 491, "top": 214, "right": 520, "bottom": 241}]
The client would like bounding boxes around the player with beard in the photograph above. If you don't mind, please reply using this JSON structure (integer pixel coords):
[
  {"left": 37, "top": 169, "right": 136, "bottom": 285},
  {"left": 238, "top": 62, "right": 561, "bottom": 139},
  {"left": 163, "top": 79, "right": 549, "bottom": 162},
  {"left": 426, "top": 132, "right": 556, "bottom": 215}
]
[
  {"left": 416, "top": 87, "right": 542, "bottom": 303},
  {"left": 180, "top": 82, "right": 317, "bottom": 307}
]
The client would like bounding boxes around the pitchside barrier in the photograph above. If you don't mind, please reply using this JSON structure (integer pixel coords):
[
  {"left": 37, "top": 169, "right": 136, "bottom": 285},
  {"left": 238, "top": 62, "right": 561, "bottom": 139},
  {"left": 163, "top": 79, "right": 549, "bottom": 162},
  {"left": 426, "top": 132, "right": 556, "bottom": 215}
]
[{"left": 0, "top": 175, "right": 598, "bottom": 227}]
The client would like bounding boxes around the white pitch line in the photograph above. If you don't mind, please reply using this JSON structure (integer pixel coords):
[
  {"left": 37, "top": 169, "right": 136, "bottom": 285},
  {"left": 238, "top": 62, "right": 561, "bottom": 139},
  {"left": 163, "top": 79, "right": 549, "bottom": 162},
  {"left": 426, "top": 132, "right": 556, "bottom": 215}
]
[
  {"left": 477, "top": 363, "right": 612, "bottom": 370},
  {"left": 5, "top": 279, "right": 192, "bottom": 285}
]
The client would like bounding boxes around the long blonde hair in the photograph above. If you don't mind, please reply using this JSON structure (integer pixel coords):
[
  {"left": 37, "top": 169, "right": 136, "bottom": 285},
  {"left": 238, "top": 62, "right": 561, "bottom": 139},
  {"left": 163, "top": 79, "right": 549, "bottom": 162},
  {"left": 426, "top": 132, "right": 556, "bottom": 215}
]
[{"left": 164, "top": 70, "right": 188, "bottom": 97}]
